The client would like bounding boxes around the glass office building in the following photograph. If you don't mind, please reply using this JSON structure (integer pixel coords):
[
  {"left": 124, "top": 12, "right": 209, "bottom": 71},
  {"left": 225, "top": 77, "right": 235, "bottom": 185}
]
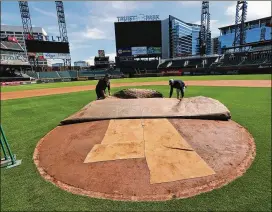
[
  {"left": 161, "top": 16, "right": 201, "bottom": 59},
  {"left": 218, "top": 16, "right": 272, "bottom": 50}
]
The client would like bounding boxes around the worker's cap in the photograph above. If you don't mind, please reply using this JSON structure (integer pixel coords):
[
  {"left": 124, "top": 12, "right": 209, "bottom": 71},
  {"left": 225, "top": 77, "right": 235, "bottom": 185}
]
[{"left": 169, "top": 79, "right": 174, "bottom": 84}]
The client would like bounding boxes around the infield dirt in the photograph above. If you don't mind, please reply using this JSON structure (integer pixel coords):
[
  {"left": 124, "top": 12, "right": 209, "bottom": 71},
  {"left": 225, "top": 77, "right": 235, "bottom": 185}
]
[{"left": 2, "top": 80, "right": 271, "bottom": 100}]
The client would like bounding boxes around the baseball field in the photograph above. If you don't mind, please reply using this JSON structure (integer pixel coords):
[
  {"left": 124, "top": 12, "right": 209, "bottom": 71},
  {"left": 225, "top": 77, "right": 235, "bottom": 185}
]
[{"left": 1, "top": 74, "right": 271, "bottom": 211}]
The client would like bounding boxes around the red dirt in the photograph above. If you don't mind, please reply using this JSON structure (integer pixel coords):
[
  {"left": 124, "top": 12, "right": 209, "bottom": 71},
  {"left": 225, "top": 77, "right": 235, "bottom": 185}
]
[
  {"left": 2, "top": 80, "right": 271, "bottom": 100},
  {"left": 33, "top": 119, "right": 256, "bottom": 201}
]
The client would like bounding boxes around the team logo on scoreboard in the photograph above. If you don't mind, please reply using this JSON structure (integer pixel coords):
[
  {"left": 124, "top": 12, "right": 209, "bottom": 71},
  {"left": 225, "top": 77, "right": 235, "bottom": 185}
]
[{"left": 117, "top": 48, "right": 131, "bottom": 56}]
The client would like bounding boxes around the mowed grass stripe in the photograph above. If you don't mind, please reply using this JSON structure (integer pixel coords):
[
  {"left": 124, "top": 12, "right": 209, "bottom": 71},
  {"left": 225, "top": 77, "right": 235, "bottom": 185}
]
[
  {"left": 1, "top": 85, "right": 271, "bottom": 211},
  {"left": 1, "top": 74, "right": 271, "bottom": 92}
]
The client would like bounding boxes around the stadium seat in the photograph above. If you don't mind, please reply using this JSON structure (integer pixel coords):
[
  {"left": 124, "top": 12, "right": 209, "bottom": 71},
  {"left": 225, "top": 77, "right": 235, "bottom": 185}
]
[
  {"left": 57, "top": 71, "right": 71, "bottom": 78},
  {"left": 38, "top": 71, "right": 60, "bottom": 79}
]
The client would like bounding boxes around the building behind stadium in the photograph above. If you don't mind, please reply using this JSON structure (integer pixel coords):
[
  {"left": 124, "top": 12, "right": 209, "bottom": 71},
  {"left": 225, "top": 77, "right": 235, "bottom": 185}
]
[
  {"left": 114, "top": 15, "right": 202, "bottom": 74},
  {"left": 114, "top": 14, "right": 271, "bottom": 75},
  {"left": 214, "top": 16, "right": 271, "bottom": 54}
]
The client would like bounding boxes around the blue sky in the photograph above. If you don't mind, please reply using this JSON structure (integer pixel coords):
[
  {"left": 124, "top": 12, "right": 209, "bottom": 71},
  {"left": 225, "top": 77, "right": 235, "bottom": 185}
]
[{"left": 1, "top": 1, "right": 271, "bottom": 65}]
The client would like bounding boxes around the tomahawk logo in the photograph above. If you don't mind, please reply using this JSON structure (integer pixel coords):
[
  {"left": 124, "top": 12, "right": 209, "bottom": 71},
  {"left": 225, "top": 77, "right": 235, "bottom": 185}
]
[{"left": 118, "top": 49, "right": 123, "bottom": 55}]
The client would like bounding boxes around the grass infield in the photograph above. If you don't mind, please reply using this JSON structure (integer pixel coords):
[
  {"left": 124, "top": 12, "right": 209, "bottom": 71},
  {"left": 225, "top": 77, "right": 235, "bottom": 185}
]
[
  {"left": 1, "top": 85, "right": 271, "bottom": 211},
  {"left": 1, "top": 74, "right": 271, "bottom": 92}
]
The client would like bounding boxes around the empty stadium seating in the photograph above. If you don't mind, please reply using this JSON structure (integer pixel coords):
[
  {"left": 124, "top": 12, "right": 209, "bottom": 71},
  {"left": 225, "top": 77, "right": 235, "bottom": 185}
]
[
  {"left": 1, "top": 41, "right": 24, "bottom": 52},
  {"left": 185, "top": 59, "right": 203, "bottom": 68},
  {"left": 219, "top": 53, "right": 244, "bottom": 67},
  {"left": 241, "top": 52, "right": 271, "bottom": 66},
  {"left": 171, "top": 60, "right": 186, "bottom": 68},
  {"left": 204, "top": 57, "right": 218, "bottom": 68},
  {"left": 57, "top": 71, "right": 71, "bottom": 78},
  {"left": 38, "top": 71, "right": 60, "bottom": 79},
  {"left": 25, "top": 71, "right": 38, "bottom": 79},
  {"left": 78, "top": 71, "right": 95, "bottom": 77},
  {"left": 68, "top": 71, "right": 78, "bottom": 78}
]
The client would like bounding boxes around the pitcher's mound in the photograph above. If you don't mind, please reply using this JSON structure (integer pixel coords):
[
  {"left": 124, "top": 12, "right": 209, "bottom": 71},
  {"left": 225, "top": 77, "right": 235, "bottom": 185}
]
[
  {"left": 113, "top": 88, "right": 163, "bottom": 99},
  {"left": 34, "top": 118, "right": 255, "bottom": 201}
]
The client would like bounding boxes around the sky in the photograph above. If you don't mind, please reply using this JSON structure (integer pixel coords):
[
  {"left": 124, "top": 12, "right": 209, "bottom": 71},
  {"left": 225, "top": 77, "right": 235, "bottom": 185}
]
[{"left": 1, "top": 1, "right": 271, "bottom": 65}]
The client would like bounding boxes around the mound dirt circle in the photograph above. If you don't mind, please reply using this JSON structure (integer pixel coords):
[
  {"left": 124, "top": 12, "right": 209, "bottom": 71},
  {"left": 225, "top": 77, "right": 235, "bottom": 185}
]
[
  {"left": 33, "top": 119, "right": 255, "bottom": 201},
  {"left": 113, "top": 88, "right": 163, "bottom": 99}
]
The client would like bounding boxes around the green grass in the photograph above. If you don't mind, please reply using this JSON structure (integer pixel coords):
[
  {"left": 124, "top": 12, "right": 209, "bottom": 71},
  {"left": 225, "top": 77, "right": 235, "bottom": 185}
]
[
  {"left": 1, "top": 74, "right": 271, "bottom": 92},
  {"left": 1, "top": 85, "right": 271, "bottom": 211}
]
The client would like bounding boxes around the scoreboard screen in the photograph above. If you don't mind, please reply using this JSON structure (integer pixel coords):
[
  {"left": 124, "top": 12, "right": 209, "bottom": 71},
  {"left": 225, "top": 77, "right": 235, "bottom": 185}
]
[
  {"left": 114, "top": 21, "right": 162, "bottom": 49},
  {"left": 25, "top": 40, "right": 70, "bottom": 53}
]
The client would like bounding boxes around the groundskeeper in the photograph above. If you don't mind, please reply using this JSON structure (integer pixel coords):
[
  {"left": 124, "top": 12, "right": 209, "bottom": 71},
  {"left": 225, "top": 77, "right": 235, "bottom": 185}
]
[
  {"left": 169, "top": 79, "right": 187, "bottom": 100},
  {"left": 95, "top": 74, "right": 111, "bottom": 100}
]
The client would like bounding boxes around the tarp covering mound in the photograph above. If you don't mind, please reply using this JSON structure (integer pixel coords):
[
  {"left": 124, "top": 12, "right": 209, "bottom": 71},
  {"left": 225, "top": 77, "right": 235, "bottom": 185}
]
[
  {"left": 60, "top": 96, "right": 231, "bottom": 125},
  {"left": 113, "top": 88, "right": 163, "bottom": 99}
]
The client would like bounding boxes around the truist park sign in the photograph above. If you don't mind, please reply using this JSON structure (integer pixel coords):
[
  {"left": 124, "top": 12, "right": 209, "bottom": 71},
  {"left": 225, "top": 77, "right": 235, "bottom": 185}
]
[{"left": 117, "top": 14, "right": 160, "bottom": 22}]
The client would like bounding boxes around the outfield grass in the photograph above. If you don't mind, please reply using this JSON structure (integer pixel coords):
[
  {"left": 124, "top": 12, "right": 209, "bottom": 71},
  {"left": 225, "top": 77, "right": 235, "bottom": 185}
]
[
  {"left": 1, "top": 85, "right": 271, "bottom": 211},
  {"left": 1, "top": 74, "right": 271, "bottom": 92}
]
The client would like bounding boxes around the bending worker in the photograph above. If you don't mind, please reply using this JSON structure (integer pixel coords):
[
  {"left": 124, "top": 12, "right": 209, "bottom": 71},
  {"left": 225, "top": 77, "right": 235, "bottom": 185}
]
[
  {"left": 169, "top": 79, "right": 186, "bottom": 100},
  {"left": 95, "top": 74, "right": 111, "bottom": 100}
]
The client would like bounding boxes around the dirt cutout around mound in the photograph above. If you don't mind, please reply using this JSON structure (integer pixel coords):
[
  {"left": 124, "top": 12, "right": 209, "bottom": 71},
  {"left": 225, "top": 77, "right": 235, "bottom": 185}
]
[
  {"left": 34, "top": 118, "right": 255, "bottom": 201},
  {"left": 113, "top": 88, "right": 163, "bottom": 99},
  {"left": 60, "top": 96, "right": 231, "bottom": 125}
]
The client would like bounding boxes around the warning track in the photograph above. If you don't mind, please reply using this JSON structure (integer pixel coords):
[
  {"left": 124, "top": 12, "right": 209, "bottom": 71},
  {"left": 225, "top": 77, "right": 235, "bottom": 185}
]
[{"left": 1, "top": 80, "right": 271, "bottom": 100}]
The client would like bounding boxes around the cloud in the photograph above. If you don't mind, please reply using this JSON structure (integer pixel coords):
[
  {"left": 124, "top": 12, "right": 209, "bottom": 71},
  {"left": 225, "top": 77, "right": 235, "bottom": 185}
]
[
  {"left": 45, "top": 26, "right": 59, "bottom": 35},
  {"left": 225, "top": 1, "right": 271, "bottom": 23},
  {"left": 79, "top": 1, "right": 142, "bottom": 41},
  {"left": 180, "top": 1, "right": 201, "bottom": 7},
  {"left": 89, "top": 15, "right": 116, "bottom": 23},
  {"left": 32, "top": 6, "right": 57, "bottom": 19},
  {"left": 68, "top": 24, "right": 79, "bottom": 29},
  {"left": 111, "top": 1, "right": 138, "bottom": 11},
  {"left": 70, "top": 44, "right": 92, "bottom": 50},
  {"left": 194, "top": 20, "right": 221, "bottom": 37},
  {"left": 85, "top": 52, "right": 116, "bottom": 65},
  {"left": 84, "top": 28, "right": 107, "bottom": 40}
]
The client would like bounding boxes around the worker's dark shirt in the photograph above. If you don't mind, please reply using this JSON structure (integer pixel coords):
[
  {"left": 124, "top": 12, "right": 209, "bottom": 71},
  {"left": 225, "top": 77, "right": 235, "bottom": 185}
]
[
  {"left": 96, "top": 79, "right": 110, "bottom": 91},
  {"left": 170, "top": 80, "right": 185, "bottom": 98}
]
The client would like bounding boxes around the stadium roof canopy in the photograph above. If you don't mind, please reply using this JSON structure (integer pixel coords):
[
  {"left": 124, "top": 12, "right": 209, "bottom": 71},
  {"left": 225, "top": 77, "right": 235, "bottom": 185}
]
[
  {"left": 0, "top": 41, "right": 25, "bottom": 52},
  {"left": 218, "top": 16, "right": 272, "bottom": 30}
]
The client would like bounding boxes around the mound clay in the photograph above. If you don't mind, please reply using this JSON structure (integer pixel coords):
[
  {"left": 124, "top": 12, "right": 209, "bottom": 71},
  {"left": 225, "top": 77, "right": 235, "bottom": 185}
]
[
  {"left": 113, "top": 88, "right": 163, "bottom": 99},
  {"left": 33, "top": 96, "right": 256, "bottom": 201}
]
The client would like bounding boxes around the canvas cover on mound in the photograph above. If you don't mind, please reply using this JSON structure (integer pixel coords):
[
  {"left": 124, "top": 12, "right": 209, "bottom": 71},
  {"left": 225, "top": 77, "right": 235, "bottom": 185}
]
[{"left": 60, "top": 96, "right": 231, "bottom": 125}]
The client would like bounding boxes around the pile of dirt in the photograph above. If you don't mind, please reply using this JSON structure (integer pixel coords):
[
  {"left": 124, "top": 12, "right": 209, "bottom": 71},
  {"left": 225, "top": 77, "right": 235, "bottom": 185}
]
[{"left": 113, "top": 88, "right": 163, "bottom": 99}]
